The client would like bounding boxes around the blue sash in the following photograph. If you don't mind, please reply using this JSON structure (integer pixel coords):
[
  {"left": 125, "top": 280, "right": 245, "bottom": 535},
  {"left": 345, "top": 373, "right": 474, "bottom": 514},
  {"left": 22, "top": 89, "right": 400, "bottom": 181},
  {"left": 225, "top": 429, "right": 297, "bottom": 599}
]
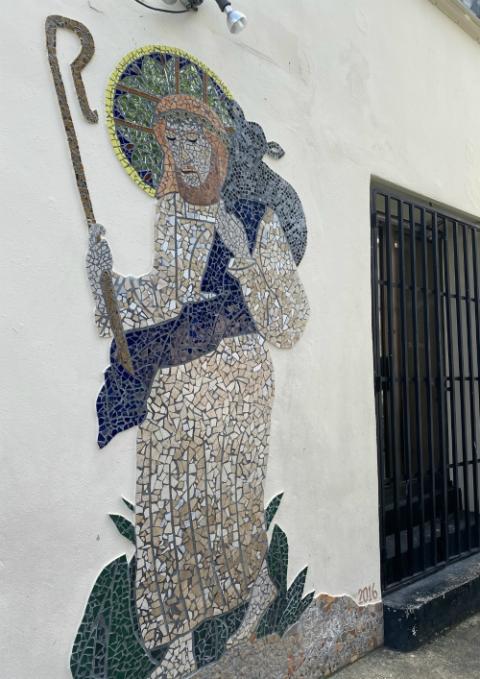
[{"left": 96, "top": 201, "right": 264, "bottom": 448}]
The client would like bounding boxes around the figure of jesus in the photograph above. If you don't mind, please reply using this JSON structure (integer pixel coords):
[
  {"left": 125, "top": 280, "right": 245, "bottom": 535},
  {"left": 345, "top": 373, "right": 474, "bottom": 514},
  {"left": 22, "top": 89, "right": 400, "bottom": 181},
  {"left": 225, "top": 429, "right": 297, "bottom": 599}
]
[{"left": 86, "top": 93, "right": 309, "bottom": 678}]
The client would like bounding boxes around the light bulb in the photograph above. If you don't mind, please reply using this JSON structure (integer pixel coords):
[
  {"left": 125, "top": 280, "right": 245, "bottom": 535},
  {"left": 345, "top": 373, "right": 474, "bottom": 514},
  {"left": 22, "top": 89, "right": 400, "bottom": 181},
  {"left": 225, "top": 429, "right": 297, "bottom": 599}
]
[{"left": 225, "top": 5, "right": 247, "bottom": 34}]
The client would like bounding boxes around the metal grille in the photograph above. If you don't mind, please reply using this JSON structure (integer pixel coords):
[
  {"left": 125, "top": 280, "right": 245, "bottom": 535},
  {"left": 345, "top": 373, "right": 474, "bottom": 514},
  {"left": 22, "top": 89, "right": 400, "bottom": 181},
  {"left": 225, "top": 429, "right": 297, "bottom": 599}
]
[{"left": 371, "top": 185, "right": 480, "bottom": 593}]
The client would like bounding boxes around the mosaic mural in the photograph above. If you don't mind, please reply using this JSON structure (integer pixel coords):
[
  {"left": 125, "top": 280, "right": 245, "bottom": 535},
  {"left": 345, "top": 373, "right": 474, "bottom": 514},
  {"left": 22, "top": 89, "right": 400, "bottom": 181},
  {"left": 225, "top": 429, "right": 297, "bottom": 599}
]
[
  {"left": 72, "top": 43, "right": 312, "bottom": 678},
  {"left": 46, "top": 17, "right": 382, "bottom": 679}
]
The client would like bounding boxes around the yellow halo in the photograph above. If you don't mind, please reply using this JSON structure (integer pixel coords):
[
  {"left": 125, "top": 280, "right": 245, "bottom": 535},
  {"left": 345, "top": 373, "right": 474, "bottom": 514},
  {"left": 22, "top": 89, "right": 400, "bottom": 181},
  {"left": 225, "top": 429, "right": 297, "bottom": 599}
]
[{"left": 106, "top": 45, "right": 234, "bottom": 197}]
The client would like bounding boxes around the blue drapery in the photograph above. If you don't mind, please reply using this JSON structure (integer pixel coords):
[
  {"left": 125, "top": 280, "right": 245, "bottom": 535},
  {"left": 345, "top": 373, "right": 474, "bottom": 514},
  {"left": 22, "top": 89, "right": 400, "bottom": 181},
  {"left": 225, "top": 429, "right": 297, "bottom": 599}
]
[{"left": 96, "top": 201, "right": 264, "bottom": 448}]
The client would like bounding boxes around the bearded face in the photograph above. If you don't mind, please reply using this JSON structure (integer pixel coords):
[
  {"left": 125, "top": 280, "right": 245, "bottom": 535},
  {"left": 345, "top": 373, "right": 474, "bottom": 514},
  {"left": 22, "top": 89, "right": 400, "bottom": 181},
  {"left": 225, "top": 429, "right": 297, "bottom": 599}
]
[
  {"left": 164, "top": 115, "right": 212, "bottom": 188},
  {"left": 154, "top": 111, "right": 229, "bottom": 205}
]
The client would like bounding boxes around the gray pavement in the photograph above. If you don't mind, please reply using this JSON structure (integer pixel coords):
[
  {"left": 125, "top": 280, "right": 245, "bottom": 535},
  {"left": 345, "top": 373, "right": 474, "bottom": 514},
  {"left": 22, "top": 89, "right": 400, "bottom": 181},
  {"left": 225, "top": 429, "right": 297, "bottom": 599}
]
[{"left": 334, "top": 613, "right": 480, "bottom": 679}]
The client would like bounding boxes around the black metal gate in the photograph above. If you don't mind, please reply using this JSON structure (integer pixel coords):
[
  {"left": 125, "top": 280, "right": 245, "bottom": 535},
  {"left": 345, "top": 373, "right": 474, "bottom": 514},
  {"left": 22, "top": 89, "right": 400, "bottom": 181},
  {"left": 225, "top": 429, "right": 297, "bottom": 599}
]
[{"left": 371, "top": 184, "right": 480, "bottom": 593}]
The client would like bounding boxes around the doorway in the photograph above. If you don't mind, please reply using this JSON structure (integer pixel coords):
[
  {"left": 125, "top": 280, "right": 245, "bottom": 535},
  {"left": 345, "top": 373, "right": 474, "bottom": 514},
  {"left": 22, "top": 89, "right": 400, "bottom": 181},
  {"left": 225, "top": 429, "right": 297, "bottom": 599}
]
[{"left": 371, "top": 184, "right": 480, "bottom": 592}]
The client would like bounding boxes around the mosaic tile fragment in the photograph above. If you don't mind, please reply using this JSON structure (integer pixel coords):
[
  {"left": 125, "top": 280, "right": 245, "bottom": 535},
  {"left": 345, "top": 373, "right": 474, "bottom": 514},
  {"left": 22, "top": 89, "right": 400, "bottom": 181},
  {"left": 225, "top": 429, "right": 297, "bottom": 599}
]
[{"left": 109, "top": 513, "right": 136, "bottom": 545}]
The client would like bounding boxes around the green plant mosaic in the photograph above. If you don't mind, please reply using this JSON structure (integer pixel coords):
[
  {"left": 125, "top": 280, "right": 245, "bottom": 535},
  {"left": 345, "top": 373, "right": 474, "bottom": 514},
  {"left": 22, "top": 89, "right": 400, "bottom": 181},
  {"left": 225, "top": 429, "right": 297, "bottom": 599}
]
[
  {"left": 257, "top": 496, "right": 315, "bottom": 639},
  {"left": 109, "top": 514, "right": 136, "bottom": 546},
  {"left": 70, "top": 556, "right": 161, "bottom": 679},
  {"left": 71, "top": 496, "right": 313, "bottom": 677},
  {"left": 265, "top": 492, "right": 284, "bottom": 530}
]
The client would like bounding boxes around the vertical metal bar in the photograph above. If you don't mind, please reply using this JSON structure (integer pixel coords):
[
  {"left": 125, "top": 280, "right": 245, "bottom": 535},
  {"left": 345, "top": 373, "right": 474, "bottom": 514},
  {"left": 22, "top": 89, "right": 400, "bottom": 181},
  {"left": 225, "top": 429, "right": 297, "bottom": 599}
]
[
  {"left": 471, "top": 227, "right": 480, "bottom": 548},
  {"left": 463, "top": 224, "right": 480, "bottom": 547},
  {"left": 444, "top": 220, "right": 461, "bottom": 553},
  {"left": 379, "top": 196, "right": 391, "bottom": 587},
  {"left": 371, "top": 189, "right": 387, "bottom": 589},
  {"left": 398, "top": 200, "right": 415, "bottom": 573},
  {"left": 453, "top": 221, "right": 471, "bottom": 552},
  {"left": 432, "top": 213, "right": 449, "bottom": 563},
  {"left": 385, "top": 195, "right": 403, "bottom": 571},
  {"left": 421, "top": 207, "right": 437, "bottom": 567},
  {"left": 410, "top": 205, "right": 426, "bottom": 571}
]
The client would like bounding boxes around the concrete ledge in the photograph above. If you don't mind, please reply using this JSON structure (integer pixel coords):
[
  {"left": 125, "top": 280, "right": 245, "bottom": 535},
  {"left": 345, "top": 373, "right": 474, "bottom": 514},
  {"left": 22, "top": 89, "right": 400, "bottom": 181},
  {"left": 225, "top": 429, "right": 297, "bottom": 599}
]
[{"left": 383, "top": 554, "right": 480, "bottom": 651}]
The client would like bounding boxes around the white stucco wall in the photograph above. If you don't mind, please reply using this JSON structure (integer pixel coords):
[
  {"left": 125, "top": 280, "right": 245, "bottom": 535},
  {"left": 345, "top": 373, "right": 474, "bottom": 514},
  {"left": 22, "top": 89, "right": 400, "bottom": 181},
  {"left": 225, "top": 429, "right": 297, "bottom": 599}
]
[{"left": 3, "top": 0, "right": 480, "bottom": 676}]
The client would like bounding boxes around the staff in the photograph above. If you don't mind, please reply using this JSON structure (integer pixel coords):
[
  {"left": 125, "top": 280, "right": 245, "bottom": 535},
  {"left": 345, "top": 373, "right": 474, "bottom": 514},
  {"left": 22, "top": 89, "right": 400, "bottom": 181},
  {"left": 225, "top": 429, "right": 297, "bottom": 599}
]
[{"left": 45, "top": 15, "right": 134, "bottom": 375}]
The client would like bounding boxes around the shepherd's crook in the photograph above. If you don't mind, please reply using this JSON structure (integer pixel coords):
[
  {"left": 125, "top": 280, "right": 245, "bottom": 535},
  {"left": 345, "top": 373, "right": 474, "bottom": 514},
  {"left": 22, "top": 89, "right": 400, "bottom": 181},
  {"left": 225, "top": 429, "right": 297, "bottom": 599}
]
[{"left": 46, "top": 15, "right": 135, "bottom": 375}]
